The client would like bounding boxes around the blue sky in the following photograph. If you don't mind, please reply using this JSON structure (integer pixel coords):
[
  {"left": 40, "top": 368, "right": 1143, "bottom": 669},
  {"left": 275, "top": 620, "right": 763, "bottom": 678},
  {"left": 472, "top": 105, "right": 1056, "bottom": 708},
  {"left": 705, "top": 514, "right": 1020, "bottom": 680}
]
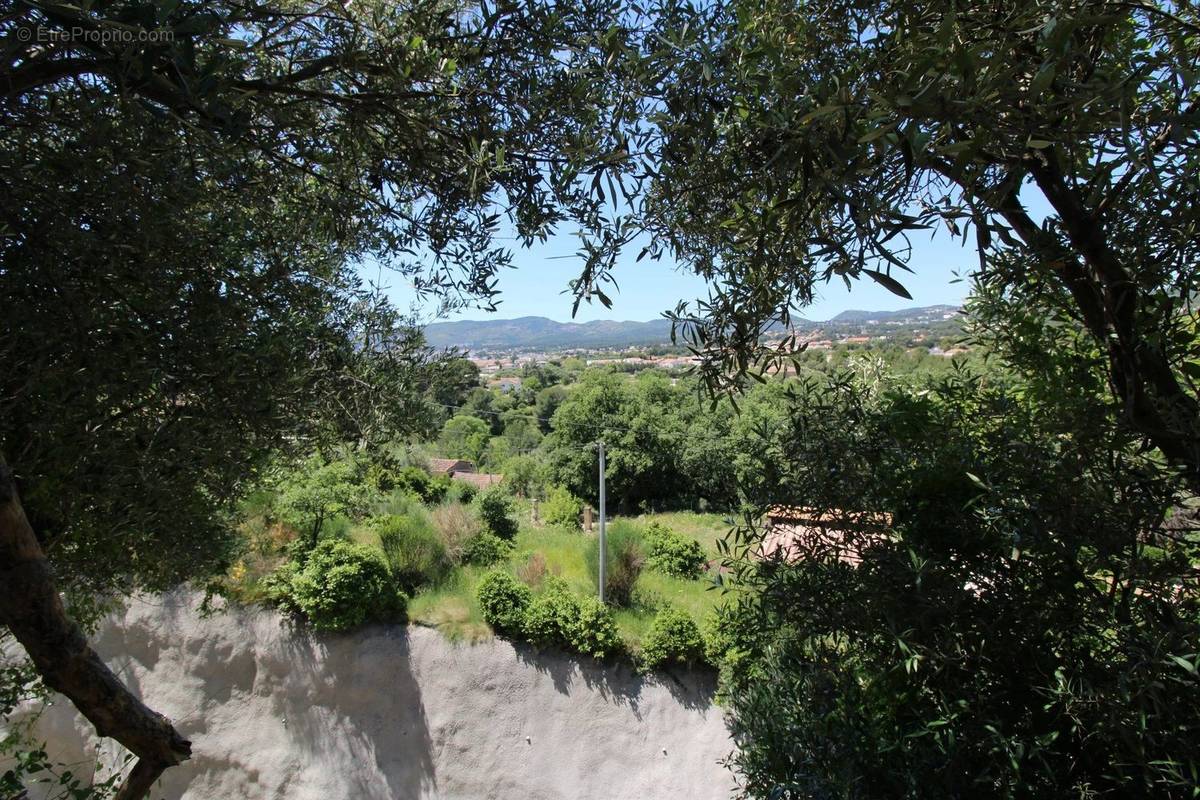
[{"left": 370, "top": 226, "right": 977, "bottom": 325}]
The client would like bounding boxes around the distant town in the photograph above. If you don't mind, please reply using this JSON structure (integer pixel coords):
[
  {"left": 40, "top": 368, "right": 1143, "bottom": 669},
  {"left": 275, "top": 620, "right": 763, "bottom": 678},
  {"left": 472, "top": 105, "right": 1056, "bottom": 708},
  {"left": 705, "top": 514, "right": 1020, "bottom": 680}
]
[{"left": 439, "top": 305, "right": 967, "bottom": 377}]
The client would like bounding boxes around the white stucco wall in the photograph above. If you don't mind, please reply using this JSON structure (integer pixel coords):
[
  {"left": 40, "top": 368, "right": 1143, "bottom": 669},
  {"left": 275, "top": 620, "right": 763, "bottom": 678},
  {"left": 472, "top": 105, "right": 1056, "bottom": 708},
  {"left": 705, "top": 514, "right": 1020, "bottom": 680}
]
[{"left": 6, "top": 591, "right": 737, "bottom": 799}]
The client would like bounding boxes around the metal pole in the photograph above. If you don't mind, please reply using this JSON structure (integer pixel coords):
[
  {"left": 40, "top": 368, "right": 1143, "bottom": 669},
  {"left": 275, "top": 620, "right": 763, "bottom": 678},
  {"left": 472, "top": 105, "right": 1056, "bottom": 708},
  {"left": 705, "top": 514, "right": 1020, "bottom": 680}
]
[{"left": 598, "top": 440, "right": 607, "bottom": 604}]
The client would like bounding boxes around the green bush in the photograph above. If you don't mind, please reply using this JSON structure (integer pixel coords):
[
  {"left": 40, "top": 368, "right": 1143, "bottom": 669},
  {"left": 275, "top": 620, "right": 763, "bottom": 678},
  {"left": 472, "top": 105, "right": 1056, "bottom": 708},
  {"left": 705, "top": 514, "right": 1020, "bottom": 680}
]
[
  {"left": 585, "top": 521, "right": 645, "bottom": 606},
  {"left": 645, "top": 522, "right": 707, "bottom": 579},
  {"left": 702, "top": 608, "right": 733, "bottom": 667},
  {"left": 701, "top": 607, "right": 752, "bottom": 689},
  {"left": 522, "top": 577, "right": 580, "bottom": 647},
  {"left": 444, "top": 478, "right": 476, "bottom": 505},
  {"left": 541, "top": 485, "right": 583, "bottom": 529},
  {"left": 275, "top": 455, "right": 370, "bottom": 547},
  {"left": 373, "top": 514, "right": 451, "bottom": 593},
  {"left": 426, "top": 474, "right": 453, "bottom": 505},
  {"left": 640, "top": 607, "right": 704, "bottom": 671},
  {"left": 282, "top": 539, "right": 406, "bottom": 631},
  {"left": 477, "top": 486, "right": 518, "bottom": 540},
  {"left": 570, "top": 595, "right": 622, "bottom": 659},
  {"left": 502, "top": 454, "right": 544, "bottom": 497},
  {"left": 391, "top": 466, "right": 432, "bottom": 502},
  {"left": 261, "top": 559, "right": 301, "bottom": 613},
  {"left": 461, "top": 532, "right": 512, "bottom": 567},
  {"left": 477, "top": 570, "right": 532, "bottom": 635}
]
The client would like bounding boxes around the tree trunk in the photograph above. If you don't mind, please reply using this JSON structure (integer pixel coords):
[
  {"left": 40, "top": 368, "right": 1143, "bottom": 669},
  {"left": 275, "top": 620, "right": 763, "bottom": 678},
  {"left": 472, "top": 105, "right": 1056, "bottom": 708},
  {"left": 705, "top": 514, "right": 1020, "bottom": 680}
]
[
  {"left": 1026, "top": 157, "right": 1200, "bottom": 492},
  {"left": 0, "top": 461, "right": 191, "bottom": 798}
]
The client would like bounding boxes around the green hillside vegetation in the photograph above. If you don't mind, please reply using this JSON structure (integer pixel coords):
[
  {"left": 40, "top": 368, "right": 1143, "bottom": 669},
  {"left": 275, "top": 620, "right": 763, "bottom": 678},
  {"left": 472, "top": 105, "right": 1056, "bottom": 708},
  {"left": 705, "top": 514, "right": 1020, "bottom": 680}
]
[
  {"left": 222, "top": 339, "right": 983, "bottom": 665},
  {"left": 223, "top": 446, "right": 732, "bottom": 667}
]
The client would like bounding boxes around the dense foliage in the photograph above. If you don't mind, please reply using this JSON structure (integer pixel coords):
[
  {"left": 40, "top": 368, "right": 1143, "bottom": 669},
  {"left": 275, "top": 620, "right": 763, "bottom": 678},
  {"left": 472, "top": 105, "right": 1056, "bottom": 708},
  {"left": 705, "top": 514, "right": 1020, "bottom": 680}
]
[
  {"left": 719, "top": 357, "right": 1200, "bottom": 797},
  {"left": 271, "top": 540, "right": 405, "bottom": 632},
  {"left": 522, "top": 578, "right": 584, "bottom": 649},
  {"left": 639, "top": 607, "right": 705, "bottom": 672},
  {"left": 477, "top": 570, "right": 533, "bottom": 636},
  {"left": 374, "top": 514, "right": 452, "bottom": 594},
  {"left": 645, "top": 523, "right": 707, "bottom": 579},
  {"left": 461, "top": 533, "right": 513, "bottom": 567},
  {"left": 477, "top": 488, "right": 519, "bottom": 541},
  {"left": 570, "top": 595, "right": 624, "bottom": 659},
  {"left": 540, "top": 486, "right": 584, "bottom": 530},
  {"left": 628, "top": 0, "right": 1200, "bottom": 496}
]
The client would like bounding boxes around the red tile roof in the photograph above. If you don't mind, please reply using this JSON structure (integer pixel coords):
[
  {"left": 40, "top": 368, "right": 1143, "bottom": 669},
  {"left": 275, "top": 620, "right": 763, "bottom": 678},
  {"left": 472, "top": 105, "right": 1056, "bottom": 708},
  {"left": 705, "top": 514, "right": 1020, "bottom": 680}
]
[
  {"left": 428, "top": 458, "right": 475, "bottom": 475},
  {"left": 759, "top": 506, "right": 892, "bottom": 566},
  {"left": 452, "top": 472, "right": 503, "bottom": 489}
]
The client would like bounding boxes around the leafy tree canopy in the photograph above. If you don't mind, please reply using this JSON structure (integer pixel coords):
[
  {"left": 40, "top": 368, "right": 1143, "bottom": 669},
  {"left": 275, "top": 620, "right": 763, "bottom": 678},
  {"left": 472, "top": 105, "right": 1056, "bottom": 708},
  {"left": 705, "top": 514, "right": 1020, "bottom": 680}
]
[{"left": 615, "top": 0, "right": 1200, "bottom": 490}]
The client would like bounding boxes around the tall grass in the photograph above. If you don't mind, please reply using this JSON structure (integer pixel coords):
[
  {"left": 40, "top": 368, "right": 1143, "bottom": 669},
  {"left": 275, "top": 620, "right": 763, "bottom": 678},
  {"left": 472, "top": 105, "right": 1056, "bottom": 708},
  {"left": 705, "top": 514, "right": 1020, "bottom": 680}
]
[{"left": 584, "top": 520, "right": 645, "bottom": 607}]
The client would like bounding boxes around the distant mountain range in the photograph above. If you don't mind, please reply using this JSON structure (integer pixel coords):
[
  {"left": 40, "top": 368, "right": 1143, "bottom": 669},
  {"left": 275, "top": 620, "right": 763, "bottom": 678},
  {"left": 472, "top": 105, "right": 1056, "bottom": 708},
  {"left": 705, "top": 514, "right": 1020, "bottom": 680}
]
[
  {"left": 424, "top": 316, "right": 675, "bottom": 351},
  {"left": 424, "top": 305, "right": 960, "bottom": 353},
  {"left": 827, "top": 305, "right": 960, "bottom": 323}
]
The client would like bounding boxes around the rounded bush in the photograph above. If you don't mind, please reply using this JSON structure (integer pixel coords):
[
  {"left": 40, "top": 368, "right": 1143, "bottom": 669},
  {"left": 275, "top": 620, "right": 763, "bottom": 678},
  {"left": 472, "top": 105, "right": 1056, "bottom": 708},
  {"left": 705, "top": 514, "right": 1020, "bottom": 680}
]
[
  {"left": 287, "top": 539, "right": 406, "bottom": 631},
  {"left": 477, "top": 487, "right": 518, "bottom": 540},
  {"left": 522, "top": 578, "right": 580, "bottom": 647},
  {"left": 477, "top": 570, "right": 532, "bottom": 635},
  {"left": 570, "top": 595, "right": 622, "bottom": 659},
  {"left": 461, "top": 532, "right": 512, "bottom": 567},
  {"left": 262, "top": 560, "right": 301, "bottom": 614},
  {"left": 640, "top": 607, "right": 704, "bottom": 671},
  {"left": 373, "top": 514, "right": 451, "bottom": 593},
  {"left": 541, "top": 485, "right": 583, "bottom": 529},
  {"left": 645, "top": 522, "right": 707, "bottom": 579}
]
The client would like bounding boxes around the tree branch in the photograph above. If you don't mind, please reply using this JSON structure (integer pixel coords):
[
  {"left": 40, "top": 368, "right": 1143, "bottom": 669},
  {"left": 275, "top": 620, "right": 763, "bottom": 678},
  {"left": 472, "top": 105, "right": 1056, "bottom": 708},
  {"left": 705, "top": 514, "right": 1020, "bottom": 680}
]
[{"left": 0, "top": 459, "right": 191, "bottom": 799}]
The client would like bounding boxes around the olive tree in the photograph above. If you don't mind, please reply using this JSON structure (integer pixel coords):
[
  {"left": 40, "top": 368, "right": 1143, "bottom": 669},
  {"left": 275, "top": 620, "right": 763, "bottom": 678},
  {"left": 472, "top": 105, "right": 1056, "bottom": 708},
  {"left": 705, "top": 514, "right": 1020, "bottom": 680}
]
[
  {"left": 1, "top": 0, "right": 639, "bottom": 794},
  {"left": 625, "top": 0, "right": 1200, "bottom": 490}
]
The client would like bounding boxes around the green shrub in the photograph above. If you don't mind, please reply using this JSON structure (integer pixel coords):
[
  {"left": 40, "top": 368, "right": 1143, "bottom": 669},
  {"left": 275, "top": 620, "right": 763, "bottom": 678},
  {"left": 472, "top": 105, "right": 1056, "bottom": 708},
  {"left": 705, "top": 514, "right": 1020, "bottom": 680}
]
[
  {"left": 262, "top": 560, "right": 301, "bottom": 614},
  {"left": 283, "top": 539, "right": 406, "bottom": 631},
  {"left": 702, "top": 608, "right": 733, "bottom": 667},
  {"left": 461, "top": 532, "right": 512, "bottom": 566},
  {"left": 585, "top": 521, "right": 645, "bottom": 606},
  {"left": 645, "top": 522, "right": 707, "bottom": 579},
  {"left": 541, "top": 485, "right": 583, "bottom": 530},
  {"left": 276, "top": 455, "right": 369, "bottom": 547},
  {"left": 570, "top": 595, "right": 622, "bottom": 659},
  {"left": 391, "top": 466, "right": 432, "bottom": 502},
  {"left": 521, "top": 580, "right": 621, "bottom": 658},
  {"left": 373, "top": 514, "right": 451, "bottom": 593},
  {"left": 477, "top": 487, "right": 518, "bottom": 540},
  {"left": 640, "top": 607, "right": 704, "bottom": 671},
  {"left": 477, "top": 570, "right": 532, "bottom": 635},
  {"left": 427, "top": 472, "right": 453, "bottom": 503},
  {"left": 502, "top": 454, "right": 544, "bottom": 497},
  {"left": 700, "top": 607, "right": 752, "bottom": 689},
  {"left": 522, "top": 578, "right": 580, "bottom": 648}
]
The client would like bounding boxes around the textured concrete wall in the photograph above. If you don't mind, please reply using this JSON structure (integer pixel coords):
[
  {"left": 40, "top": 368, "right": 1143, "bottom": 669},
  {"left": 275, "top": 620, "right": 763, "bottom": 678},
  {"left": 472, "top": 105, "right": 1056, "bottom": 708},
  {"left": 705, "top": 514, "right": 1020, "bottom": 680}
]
[{"left": 8, "top": 592, "right": 737, "bottom": 799}]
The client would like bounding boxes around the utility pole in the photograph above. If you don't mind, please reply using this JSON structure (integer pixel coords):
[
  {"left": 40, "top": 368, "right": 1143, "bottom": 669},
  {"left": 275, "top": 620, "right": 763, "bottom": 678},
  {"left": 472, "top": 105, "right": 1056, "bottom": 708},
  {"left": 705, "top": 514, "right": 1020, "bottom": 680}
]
[{"left": 598, "top": 440, "right": 607, "bottom": 604}]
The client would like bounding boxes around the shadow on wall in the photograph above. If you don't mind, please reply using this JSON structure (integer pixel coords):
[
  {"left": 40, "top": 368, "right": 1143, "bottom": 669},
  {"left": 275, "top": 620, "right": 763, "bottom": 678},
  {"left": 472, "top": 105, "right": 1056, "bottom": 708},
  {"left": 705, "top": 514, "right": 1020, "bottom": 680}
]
[
  {"left": 511, "top": 641, "right": 717, "bottom": 715},
  {"left": 12, "top": 592, "right": 735, "bottom": 800},
  {"left": 272, "top": 623, "right": 436, "bottom": 800},
  {"left": 77, "top": 592, "right": 437, "bottom": 800}
]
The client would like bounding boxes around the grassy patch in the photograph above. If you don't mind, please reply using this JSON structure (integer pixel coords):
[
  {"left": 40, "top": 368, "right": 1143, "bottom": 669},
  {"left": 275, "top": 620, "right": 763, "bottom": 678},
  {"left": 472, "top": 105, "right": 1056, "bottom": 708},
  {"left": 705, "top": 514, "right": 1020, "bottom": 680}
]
[
  {"left": 407, "top": 566, "right": 491, "bottom": 642},
  {"left": 230, "top": 504, "right": 733, "bottom": 656},
  {"left": 628, "top": 511, "right": 732, "bottom": 557}
]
